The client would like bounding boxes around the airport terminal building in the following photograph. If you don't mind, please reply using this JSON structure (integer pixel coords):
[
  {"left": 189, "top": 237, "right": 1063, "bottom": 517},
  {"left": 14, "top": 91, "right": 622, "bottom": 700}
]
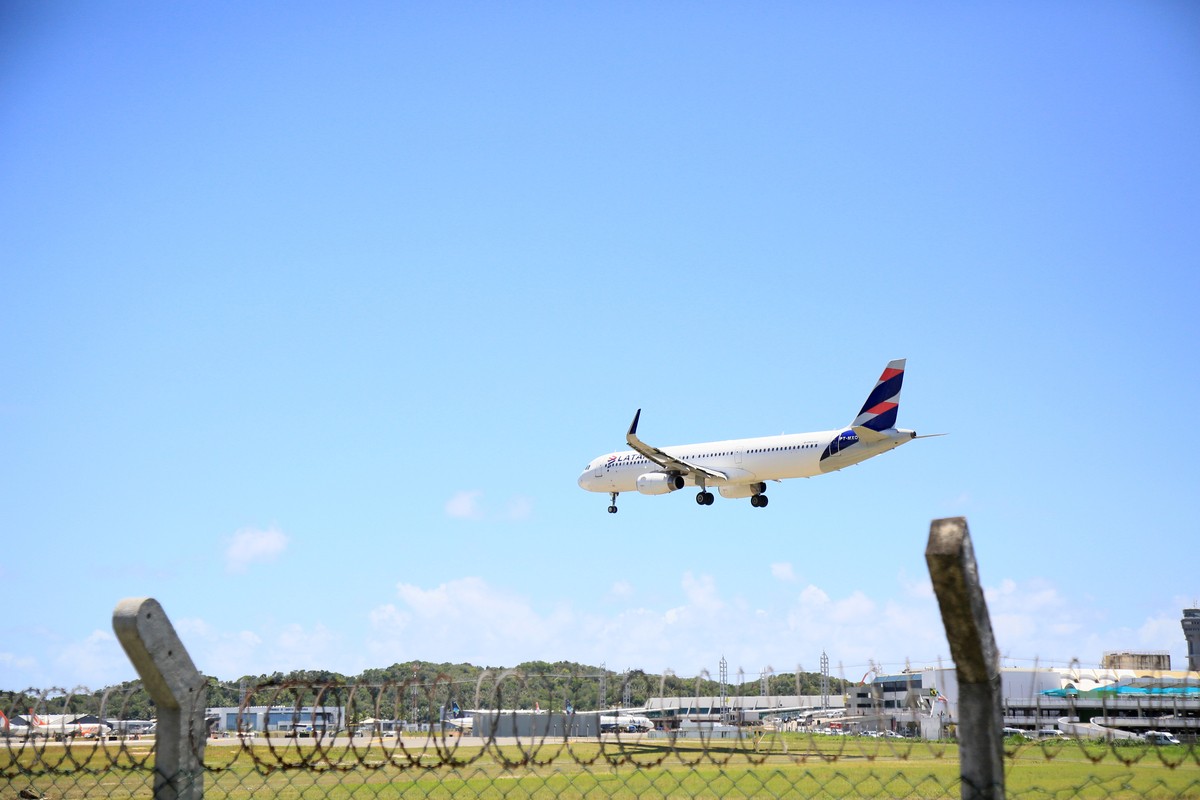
[
  {"left": 643, "top": 694, "right": 844, "bottom": 730},
  {"left": 846, "top": 662, "right": 1199, "bottom": 740}
]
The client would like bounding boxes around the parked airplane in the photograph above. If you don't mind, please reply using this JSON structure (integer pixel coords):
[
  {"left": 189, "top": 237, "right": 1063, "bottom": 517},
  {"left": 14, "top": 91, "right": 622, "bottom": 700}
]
[
  {"left": 0, "top": 710, "right": 32, "bottom": 738},
  {"left": 599, "top": 712, "right": 653, "bottom": 733},
  {"left": 22, "top": 711, "right": 112, "bottom": 739},
  {"left": 578, "top": 359, "right": 939, "bottom": 512}
]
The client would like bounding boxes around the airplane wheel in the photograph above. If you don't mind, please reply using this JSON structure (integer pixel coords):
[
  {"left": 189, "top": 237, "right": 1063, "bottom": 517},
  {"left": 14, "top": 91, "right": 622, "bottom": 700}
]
[
  {"left": 758, "top": 495, "right": 769, "bottom": 508},
  {"left": 608, "top": 505, "right": 618, "bottom": 514},
  {"left": 696, "top": 492, "right": 707, "bottom": 505},
  {"left": 704, "top": 492, "right": 715, "bottom": 505}
]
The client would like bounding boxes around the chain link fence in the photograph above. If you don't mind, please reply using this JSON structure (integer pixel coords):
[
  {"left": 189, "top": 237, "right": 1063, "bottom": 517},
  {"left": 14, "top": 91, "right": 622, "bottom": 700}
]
[
  {"left": 4, "top": 520, "right": 1198, "bottom": 798},
  {"left": 3, "top": 670, "right": 1198, "bottom": 799}
]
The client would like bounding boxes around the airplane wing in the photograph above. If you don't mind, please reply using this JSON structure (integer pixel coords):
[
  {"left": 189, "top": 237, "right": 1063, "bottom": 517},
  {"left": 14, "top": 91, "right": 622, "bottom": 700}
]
[{"left": 626, "top": 409, "right": 728, "bottom": 482}]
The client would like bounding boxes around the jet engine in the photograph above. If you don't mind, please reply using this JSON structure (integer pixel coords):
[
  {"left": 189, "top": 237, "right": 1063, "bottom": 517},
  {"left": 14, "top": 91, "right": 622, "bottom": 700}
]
[
  {"left": 636, "top": 472, "right": 685, "bottom": 495},
  {"left": 718, "top": 482, "right": 767, "bottom": 499}
]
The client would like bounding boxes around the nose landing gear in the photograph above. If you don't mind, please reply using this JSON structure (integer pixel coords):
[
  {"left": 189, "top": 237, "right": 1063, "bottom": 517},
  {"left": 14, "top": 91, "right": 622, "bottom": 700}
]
[{"left": 608, "top": 492, "right": 619, "bottom": 514}]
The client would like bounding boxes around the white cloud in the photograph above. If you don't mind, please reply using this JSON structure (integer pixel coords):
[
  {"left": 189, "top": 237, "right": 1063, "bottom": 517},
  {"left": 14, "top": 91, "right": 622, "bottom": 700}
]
[
  {"left": 983, "top": 577, "right": 1091, "bottom": 662},
  {"left": 681, "top": 572, "right": 723, "bottom": 613},
  {"left": 0, "top": 651, "right": 37, "bottom": 674},
  {"left": 367, "top": 577, "right": 573, "bottom": 665},
  {"left": 798, "top": 584, "right": 830, "bottom": 606},
  {"left": 770, "top": 562, "right": 796, "bottom": 582},
  {"left": 176, "top": 616, "right": 349, "bottom": 679},
  {"left": 275, "top": 623, "right": 339, "bottom": 666},
  {"left": 48, "top": 570, "right": 1166, "bottom": 687},
  {"left": 445, "top": 490, "right": 484, "bottom": 519},
  {"left": 355, "top": 571, "right": 951, "bottom": 679},
  {"left": 52, "top": 629, "right": 130, "bottom": 690},
  {"left": 225, "top": 525, "right": 288, "bottom": 573},
  {"left": 176, "top": 617, "right": 264, "bottom": 677},
  {"left": 505, "top": 495, "right": 534, "bottom": 521},
  {"left": 608, "top": 581, "right": 635, "bottom": 601},
  {"left": 445, "top": 491, "right": 535, "bottom": 521}
]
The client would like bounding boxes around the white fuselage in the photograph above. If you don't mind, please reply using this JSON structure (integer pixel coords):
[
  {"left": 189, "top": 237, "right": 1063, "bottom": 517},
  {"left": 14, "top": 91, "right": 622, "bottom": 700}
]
[{"left": 578, "top": 427, "right": 914, "bottom": 496}]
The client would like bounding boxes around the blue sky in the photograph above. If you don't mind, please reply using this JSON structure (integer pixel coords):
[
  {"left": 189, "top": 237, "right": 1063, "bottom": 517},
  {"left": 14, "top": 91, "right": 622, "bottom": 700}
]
[{"left": 3, "top": 2, "right": 1198, "bottom": 691}]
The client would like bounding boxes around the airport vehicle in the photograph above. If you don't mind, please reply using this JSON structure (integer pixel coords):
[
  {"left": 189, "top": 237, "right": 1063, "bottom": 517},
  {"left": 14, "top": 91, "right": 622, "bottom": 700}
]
[
  {"left": 1035, "top": 727, "right": 1068, "bottom": 740},
  {"left": 1144, "top": 731, "right": 1182, "bottom": 745},
  {"left": 579, "top": 359, "right": 939, "bottom": 512}
]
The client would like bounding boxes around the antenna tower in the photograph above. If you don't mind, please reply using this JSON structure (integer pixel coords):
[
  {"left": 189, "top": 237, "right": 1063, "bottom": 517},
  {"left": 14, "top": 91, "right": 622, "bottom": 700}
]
[
  {"left": 820, "top": 651, "right": 830, "bottom": 711},
  {"left": 719, "top": 656, "right": 729, "bottom": 725}
]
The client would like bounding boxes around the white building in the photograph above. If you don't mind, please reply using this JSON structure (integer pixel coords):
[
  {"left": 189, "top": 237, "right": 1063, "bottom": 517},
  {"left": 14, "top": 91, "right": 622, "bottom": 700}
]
[
  {"left": 206, "top": 704, "right": 345, "bottom": 735},
  {"left": 847, "top": 665, "right": 1199, "bottom": 740}
]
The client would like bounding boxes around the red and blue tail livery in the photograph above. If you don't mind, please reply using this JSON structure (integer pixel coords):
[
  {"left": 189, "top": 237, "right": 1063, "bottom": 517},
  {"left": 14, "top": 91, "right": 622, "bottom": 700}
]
[
  {"left": 579, "top": 358, "right": 941, "bottom": 513},
  {"left": 851, "top": 359, "right": 905, "bottom": 432}
]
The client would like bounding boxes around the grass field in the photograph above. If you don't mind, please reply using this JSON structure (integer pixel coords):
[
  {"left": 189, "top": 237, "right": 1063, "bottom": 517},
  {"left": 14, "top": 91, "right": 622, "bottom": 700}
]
[{"left": 3, "top": 734, "right": 1198, "bottom": 799}]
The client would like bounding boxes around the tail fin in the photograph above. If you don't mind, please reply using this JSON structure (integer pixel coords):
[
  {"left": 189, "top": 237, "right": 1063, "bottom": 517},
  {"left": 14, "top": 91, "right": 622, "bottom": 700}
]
[{"left": 851, "top": 359, "right": 905, "bottom": 432}]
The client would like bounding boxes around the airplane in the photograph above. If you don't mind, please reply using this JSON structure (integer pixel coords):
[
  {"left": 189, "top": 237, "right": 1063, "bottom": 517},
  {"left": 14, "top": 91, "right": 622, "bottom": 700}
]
[
  {"left": 0, "top": 710, "right": 33, "bottom": 738},
  {"left": 578, "top": 359, "right": 940, "bottom": 512},
  {"left": 599, "top": 712, "right": 653, "bottom": 733},
  {"left": 22, "top": 711, "right": 112, "bottom": 739}
]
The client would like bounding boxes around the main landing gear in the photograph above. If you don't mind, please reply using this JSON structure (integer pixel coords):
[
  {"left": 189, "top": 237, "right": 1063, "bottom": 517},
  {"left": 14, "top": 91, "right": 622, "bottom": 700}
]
[
  {"left": 695, "top": 491, "right": 714, "bottom": 506},
  {"left": 750, "top": 493, "right": 769, "bottom": 508},
  {"left": 608, "top": 492, "right": 619, "bottom": 514}
]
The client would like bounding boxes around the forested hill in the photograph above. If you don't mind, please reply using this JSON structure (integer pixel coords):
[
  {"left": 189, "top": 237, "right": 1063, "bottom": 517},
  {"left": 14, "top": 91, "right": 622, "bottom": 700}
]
[{"left": 6, "top": 661, "right": 852, "bottom": 721}]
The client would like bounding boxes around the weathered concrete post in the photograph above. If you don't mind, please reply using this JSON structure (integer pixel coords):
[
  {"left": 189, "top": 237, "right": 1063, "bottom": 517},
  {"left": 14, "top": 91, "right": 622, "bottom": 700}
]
[
  {"left": 925, "top": 518, "right": 1005, "bottom": 800},
  {"left": 113, "top": 598, "right": 207, "bottom": 800}
]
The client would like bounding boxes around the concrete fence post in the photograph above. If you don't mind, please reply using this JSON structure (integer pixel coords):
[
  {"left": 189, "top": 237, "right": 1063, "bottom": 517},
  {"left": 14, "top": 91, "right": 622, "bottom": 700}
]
[
  {"left": 925, "top": 518, "right": 1005, "bottom": 800},
  {"left": 113, "top": 598, "right": 207, "bottom": 800}
]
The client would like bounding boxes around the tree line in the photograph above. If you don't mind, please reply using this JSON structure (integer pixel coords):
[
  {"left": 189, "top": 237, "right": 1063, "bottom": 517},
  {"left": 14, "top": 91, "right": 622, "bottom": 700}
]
[{"left": 2, "top": 662, "right": 850, "bottom": 724}]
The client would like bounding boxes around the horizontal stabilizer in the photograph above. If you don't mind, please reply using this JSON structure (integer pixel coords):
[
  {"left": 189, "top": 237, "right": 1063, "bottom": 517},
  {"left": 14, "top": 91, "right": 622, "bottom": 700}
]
[{"left": 851, "top": 426, "right": 889, "bottom": 443}]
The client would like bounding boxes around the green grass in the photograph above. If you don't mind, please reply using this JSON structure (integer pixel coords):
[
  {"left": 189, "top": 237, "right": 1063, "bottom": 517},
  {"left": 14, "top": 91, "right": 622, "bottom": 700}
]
[{"left": 2, "top": 734, "right": 1198, "bottom": 798}]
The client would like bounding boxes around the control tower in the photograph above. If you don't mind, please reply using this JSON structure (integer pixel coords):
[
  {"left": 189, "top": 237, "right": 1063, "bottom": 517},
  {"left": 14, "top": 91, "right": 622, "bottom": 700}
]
[{"left": 1183, "top": 609, "right": 1200, "bottom": 672}]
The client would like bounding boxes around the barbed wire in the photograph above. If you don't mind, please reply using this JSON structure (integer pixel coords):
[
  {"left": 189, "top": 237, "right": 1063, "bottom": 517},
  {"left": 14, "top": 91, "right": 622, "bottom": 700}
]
[{"left": 3, "top": 673, "right": 1198, "bottom": 799}]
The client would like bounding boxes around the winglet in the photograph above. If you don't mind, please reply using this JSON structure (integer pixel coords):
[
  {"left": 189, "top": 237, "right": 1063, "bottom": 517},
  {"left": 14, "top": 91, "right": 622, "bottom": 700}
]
[{"left": 628, "top": 408, "right": 642, "bottom": 438}]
